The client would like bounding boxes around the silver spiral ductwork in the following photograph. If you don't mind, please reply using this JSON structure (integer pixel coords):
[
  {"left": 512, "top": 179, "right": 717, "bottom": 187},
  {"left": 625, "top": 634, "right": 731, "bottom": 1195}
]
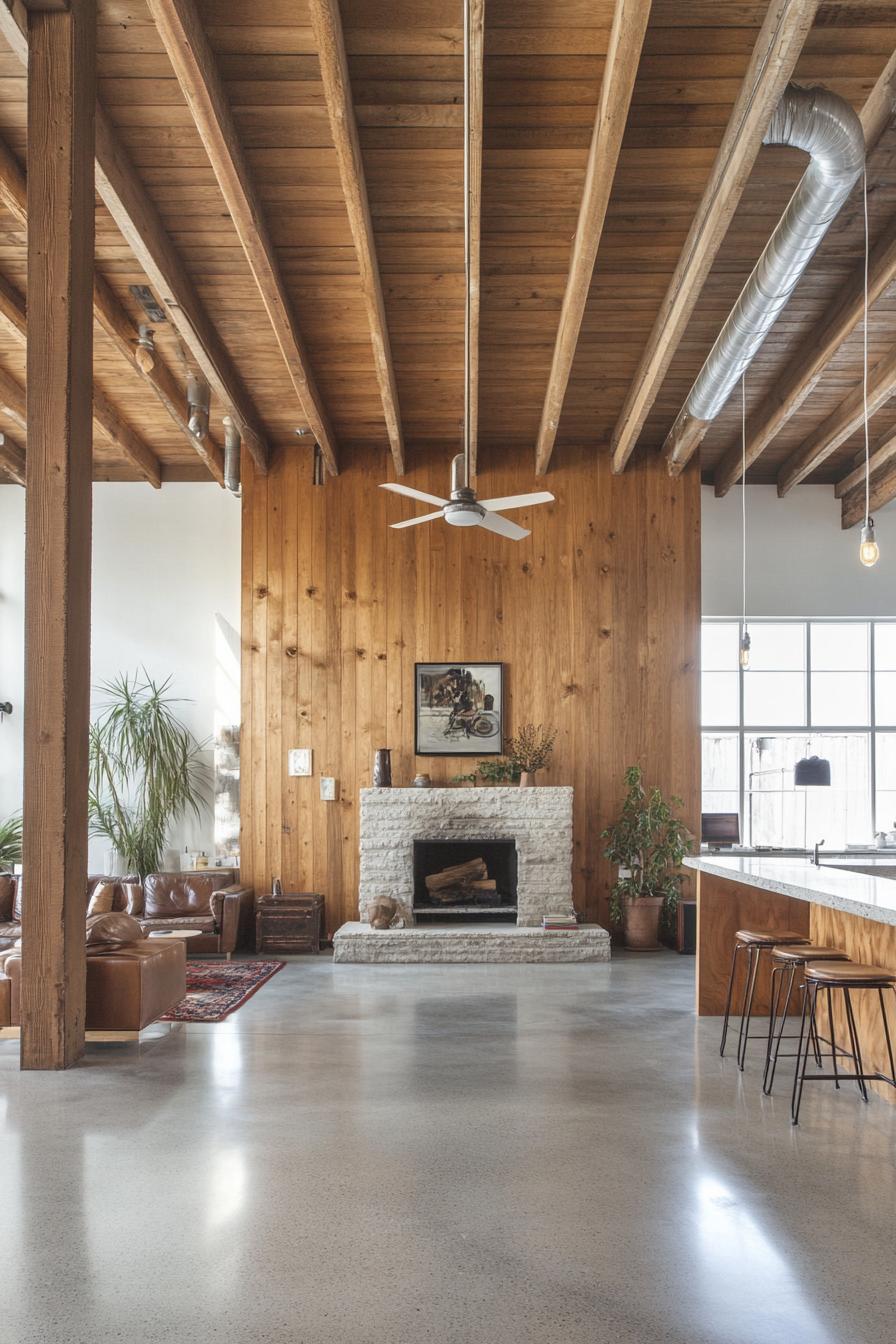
[
  {"left": 665, "top": 84, "right": 865, "bottom": 470},
  {"left": 222, "top": 415, "right": 241, "bottom": 495}
]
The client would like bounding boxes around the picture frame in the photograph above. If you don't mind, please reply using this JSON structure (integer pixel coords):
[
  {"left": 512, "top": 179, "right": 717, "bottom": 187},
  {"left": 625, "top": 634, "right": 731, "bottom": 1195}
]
[{"left": 414, "top": 662, "right": 504, "bottom": 757}]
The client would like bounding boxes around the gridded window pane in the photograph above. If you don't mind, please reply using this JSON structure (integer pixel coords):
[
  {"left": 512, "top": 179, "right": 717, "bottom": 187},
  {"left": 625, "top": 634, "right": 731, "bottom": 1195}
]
[
  {"left": 874, "top": 623, "right": 896, "bottom": 670},
  {"left": 811, "top": 671, "right": 869, "bottom": 726},
  {"left": 811, "top": 622, "right": 869, "bottom": 671},
  {"left": 702, "top": 622, "right": 740, "bottom": 671},
  {"left": 745, "top": 734, "right": 871, "bottom": 848},
  {"left": 876, "top": 736, "right": 896, "bottom": 835},
  {"left": 702, "top": 733, "right": 739, "bottom": 792},
  {"left": 744, "top": 671, "right": 805, "bottom": 726},
  {"left": 747, "top": 622, "right": 805, "bottom": 671},
  {"left": 875, "top": 671, "right": 896, "bottom": 726},
  {"left": 702, "top": 671, "right": 738, "bottom": 726}
]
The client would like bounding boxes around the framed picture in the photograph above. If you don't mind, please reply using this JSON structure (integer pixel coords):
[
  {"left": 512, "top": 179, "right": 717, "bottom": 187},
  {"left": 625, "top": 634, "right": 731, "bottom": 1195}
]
[{"left": 415, "top": 662, "right": 504, "bottom": 756}]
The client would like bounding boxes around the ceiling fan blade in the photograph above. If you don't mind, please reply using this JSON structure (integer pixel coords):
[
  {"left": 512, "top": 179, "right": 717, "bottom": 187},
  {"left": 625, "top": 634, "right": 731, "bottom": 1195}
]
[
  {"left": 390, "top": 510, "right": 444, "bottom": 530},
  {"left": 476, "top": 491, "right": 555, "bottom": 512},
  {"left": 379, "top": 482, "right": 448, "bottom": 508},
  {"left": 479, "top": 511, "right": 530, "bottom": 541}
]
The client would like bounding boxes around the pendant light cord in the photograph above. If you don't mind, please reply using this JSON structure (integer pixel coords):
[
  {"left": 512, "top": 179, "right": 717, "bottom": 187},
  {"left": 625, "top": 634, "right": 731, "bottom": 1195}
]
[
  {"left": 741, "top": 373, "right": 747, "bottom": 634},
  {"left": 862, "top": 165, "right": 870, "bottom": 528},
  {"left": 462, "top": 0, "right": 471, "bottom": 490}
]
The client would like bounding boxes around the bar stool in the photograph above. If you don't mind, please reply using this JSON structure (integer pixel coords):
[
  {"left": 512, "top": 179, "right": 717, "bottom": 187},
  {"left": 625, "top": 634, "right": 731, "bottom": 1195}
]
[
  {"left": 763, "top": 944, "right": 851, "bottom": 1095},
  {"left": 720, "top": 928, "right": 811, "bottom": 1069},
  {"left": 791, "top": 962, "right": 896, "bottom": 1124}
]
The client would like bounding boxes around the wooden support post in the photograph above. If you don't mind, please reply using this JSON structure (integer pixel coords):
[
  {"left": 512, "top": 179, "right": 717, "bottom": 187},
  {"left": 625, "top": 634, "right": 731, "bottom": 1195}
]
[{"left": 21, "top": 0, "right": 95, "bottom": 1070}]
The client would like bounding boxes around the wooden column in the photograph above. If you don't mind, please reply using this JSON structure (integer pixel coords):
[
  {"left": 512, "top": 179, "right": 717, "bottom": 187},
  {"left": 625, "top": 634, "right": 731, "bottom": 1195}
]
[{"left": 21, "top": 0, "right": 96, "bottom": 1070}]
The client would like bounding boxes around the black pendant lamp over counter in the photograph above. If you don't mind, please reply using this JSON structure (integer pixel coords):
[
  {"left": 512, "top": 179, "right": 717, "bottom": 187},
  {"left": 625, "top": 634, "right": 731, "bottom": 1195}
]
[{"left": 794, "top": 755, "right": 832, "bottom": 787}]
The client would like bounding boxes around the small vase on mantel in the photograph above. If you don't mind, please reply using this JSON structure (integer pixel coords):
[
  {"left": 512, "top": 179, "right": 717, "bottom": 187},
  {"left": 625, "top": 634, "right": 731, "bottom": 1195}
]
[
  {"left": 519, "top": 771, "right": 535, "bottom": 788},
  {"left": 373, "top": 748, "right": 392, "bottom": 788}
]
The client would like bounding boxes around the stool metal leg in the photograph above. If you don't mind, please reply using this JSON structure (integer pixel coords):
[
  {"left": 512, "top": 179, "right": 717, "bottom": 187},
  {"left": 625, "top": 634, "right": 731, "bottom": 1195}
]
[
  {"left": 791, "top": 981, "right": 817, "bottom": 1125},
  {"left": 879, "top": 987, "right": 896, "bottom": 1081},
  {"left": 764, "top": 962, "right": 794, "bottom": 1095},
  {"left": 737, "top": 945, "right": 762, "bottom": 1071},
  {"left": 841, "top": 988, "right": 869, "bottom": 1101},
  {"left": 720, "top": 942, "right": 744, "bottom": 1058},
  {"left": 826, "top": 986, "right": 840, "bottom": 1089}
]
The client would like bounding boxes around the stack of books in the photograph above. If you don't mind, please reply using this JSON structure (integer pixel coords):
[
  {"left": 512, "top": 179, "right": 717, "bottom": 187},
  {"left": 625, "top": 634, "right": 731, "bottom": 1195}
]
[{"left": 542, "top": 911, "right": 579, "bottom": 931}]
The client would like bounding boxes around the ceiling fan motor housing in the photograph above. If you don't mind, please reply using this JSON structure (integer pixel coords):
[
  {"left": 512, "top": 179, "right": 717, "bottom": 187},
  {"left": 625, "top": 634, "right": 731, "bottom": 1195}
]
[{"left": 444, "top": 498, "right": 485, "bottom": 527}]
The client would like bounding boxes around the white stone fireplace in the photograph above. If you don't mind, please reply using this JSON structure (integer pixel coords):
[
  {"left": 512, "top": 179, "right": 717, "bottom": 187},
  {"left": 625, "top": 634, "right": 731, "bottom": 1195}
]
[{"left": 357, "top": 786, "right": 574, "bottom": 926}]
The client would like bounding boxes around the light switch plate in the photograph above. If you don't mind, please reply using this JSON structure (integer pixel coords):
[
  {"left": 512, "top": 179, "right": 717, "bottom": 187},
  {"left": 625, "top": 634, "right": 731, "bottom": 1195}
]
[
  {"left": 320, "top": 776, "right": 338, "bottom": 802},
  {"left": 288, "top": 747, "right": 313, "bottom": 777}
]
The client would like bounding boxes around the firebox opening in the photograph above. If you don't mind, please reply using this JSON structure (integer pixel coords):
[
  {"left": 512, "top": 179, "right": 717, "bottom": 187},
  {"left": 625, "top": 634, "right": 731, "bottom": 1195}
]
[{"left": 413, "top": 838, "right": 517, "bottom": 922}]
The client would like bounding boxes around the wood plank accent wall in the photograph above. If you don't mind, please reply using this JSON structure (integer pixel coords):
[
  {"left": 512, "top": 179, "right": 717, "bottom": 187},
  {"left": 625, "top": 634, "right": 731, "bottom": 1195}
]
[{"left": 240, "top": 444, "right": 700, "bottom": 936}]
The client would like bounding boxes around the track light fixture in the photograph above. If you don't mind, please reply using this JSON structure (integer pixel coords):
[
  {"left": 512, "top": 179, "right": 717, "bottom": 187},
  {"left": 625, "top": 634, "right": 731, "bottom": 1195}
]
[
  {"left": 222, "top": 415, "right": 241, "bottom": 496},
  {"left": 858, "top": 168, "right": 880, "bottom": 568},
  {"left": 187, "top": 373, "right": 210, "bottom": 441},
  {"left": 313, "top": 443, "right": 325, "bottom": 486},
  {"left": 135, "top": 324, "right": 156, "bottom": 373}
]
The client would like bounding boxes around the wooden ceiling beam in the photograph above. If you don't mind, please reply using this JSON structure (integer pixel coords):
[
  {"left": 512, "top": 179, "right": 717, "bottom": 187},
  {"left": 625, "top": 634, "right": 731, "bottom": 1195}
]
[
  {"left": 714, "top": 49, "right": 896, "bottom": 496},
  {"left": 535, "top": 0, "right": 651, "bottom": 477},
  {"left": 147, "top": 0, "right": 338, "bottom": 475},
  {"left": 776, "top": 343, "right": 896, "bottom": 495},
  {"left": 608, "top": 0, "right": 818, "bottom": 476},
  {"left": 0, "top": 430, "right": 25, "bottom": 484},
  {"left": 468, "top": 0, "right": 483, "bottom": 479},
  {"left": 308, "top": 0, "right": 404, "bottom": 477},
  {"left": 0, "top": 0, "right": 269, "bottom": 473},
  {"left": 841, "top": 454, "right": 896, "bottom": 529},
  {"left": 0, "top": 104, "right": 225, "bottom": 483},
  {"left": 835, "top": 426, "right": 896, "bottom": 499}
]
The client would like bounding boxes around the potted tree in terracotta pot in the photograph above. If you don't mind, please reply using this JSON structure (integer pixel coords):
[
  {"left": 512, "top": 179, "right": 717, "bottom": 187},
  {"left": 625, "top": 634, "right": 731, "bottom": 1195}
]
[{"left": 601, "top": 765, "right": 692, "bottom": 951}]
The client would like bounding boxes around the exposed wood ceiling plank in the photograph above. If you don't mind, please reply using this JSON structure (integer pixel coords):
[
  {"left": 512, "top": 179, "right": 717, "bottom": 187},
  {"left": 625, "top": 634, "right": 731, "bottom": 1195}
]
[
  {"left": 534, "top": 0, "right": 651, "bottom": 477},
  {"left": 608, "top": 0, "right": 819, "bottom": 476},
  {"left": 777, "top": 343, "right": 896, "bottom": 495},
  {"left": 714, "top": 52, "right": 896, "bottom": 497},
  {"left": 308, "top": 0, "right": 405, "bottom": 477},
  {"left": 0, "top": 430, "right": 25, "bottom": 484},
  {"left": 0, "top": 0, "right": 270, "bottom": 474},
  {"left": 147, "top": 0, "right": 338, "bottom": 474},
  {"left": 841, "top": 454, "right": 896, "bottom": 529},
  {"left": 835, "top": 426, "right": 896, "bottom": 499}
]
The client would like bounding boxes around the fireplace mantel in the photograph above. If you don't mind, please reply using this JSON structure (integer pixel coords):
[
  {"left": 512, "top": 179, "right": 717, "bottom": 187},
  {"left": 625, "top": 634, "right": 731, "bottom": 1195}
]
[{"left": 358, "top": 786, "right": 574, "bottom": 926}]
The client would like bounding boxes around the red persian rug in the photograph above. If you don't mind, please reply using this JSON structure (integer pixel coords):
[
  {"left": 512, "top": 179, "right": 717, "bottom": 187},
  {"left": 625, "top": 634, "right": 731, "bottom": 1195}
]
[{"left": 161, "top": 959, "right": 285, "bottom": 1023}]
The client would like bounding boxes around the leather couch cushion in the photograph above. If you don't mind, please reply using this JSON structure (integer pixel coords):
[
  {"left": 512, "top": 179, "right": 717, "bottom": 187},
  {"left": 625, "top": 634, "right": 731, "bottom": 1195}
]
[
  {"left": 12, "top": 879, "right": 22, "bottom": 922},
  {"left": 0, "top": 874, "right": 15, "bottom": 922},
  {"left": 123, "top": 882, "right": 144, "bottom": 916},
  {"left": 87, "top": 881, "right": 116, "bottom": 915},
  {"left": 86, "top": 912, "right": 145, "bottom": 946},
  {"left": 139, "top": 915, "right": 216, "bottom": 932},
  {"left": 143, "top": 872, "right": 232, "bottom": 919},
  {"left": 0, "top": 920, "right": 20, "bottom": 939}
]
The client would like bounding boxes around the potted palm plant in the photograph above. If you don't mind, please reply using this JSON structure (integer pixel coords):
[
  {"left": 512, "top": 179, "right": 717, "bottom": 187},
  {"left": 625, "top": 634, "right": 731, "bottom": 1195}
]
[
  {"left": 601, "top": 765, "right": 692, "bottom": 950},
  {"left": 88, "top": 671, "right": 209, "bottom": 879},
  {"left": 0, "top": 813, "right": 22, "bottom": 871}
]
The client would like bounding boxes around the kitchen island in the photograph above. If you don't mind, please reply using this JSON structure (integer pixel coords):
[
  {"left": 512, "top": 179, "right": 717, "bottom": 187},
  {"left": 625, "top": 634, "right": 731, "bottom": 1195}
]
[{"left": 685, "top": 853, "right": 896, "bottom": 1098}]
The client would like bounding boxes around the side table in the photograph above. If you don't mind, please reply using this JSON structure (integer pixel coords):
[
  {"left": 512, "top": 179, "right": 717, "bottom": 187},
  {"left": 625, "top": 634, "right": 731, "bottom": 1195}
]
[{"left": 255, "top": 893, "right": 324, "bottom": 954}]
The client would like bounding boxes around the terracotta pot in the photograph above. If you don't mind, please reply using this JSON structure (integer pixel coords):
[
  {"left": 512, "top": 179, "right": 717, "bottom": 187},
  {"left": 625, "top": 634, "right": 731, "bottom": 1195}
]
[
  {"left": 519, "top": 771, "right": 535, "bottom": 788},
  {"left": 623, "top": 895, "right": 664, "bottom": 951}
]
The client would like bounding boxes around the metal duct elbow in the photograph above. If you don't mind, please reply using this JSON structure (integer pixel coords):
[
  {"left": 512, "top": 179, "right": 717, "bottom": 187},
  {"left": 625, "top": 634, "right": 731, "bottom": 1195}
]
[
  {"left": 222, "top": 415, "right": 241, "bottom": 495},
  {"left": 665, "top": 84, "right": 865, "bottom": 472}
]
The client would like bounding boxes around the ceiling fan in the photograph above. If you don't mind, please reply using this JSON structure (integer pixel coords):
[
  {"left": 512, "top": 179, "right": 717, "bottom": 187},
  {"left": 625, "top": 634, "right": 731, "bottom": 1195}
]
[{"left": 379, "top": 0, "right": 554, "bottom": 543}]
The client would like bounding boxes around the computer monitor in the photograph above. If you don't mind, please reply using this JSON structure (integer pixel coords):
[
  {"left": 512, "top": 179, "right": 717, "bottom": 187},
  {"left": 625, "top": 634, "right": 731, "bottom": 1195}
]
[{"left": 701, "top": 813, "right": 740, "bottom": 847}]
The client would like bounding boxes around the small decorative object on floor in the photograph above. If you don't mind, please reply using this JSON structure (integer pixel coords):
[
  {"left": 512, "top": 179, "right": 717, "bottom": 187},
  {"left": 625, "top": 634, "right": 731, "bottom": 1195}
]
[
  {"left": 373, "top": 748, "right": 392, "bottom": 787},
  {"left": 161, "top": 960, "right": 284, "bottom": 1023},
  {"left": 542, "top": 911, "right": 578, "bottom": 930},
  {"left": 506, "top": 723, "right": 557, "bottom": 787},
  {"left": 370, "top": 897, "right": 400, "bottom": 930},
  {"left": 413, "top": 773, "right": 432, "bottom": 787},
  {"left": 602, "top": 765, "right": 693, "bottom": 951}
]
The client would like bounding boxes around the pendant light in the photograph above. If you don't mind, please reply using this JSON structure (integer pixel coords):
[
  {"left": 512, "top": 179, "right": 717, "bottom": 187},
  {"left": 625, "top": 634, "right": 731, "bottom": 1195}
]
[
  {"left": 794, "top": 754, "right": 832, "bottom": 787},
  {"left": 858, "top": 166, "right": 880, "bottom": 568},
  {"left": 738, "top": 374, "right": 751, "bottom": 669}
]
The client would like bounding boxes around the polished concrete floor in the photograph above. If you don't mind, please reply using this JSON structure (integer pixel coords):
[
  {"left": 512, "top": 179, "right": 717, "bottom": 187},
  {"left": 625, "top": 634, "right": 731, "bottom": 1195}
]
[{"left": 1, "top": 952, "right": 894, "bottom": 1344}]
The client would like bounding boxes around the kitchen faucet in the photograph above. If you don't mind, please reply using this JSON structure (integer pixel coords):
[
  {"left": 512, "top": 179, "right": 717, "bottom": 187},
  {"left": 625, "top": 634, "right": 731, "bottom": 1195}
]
[{"left": 813, "top": 839, "right": 825, "bottom": 867}]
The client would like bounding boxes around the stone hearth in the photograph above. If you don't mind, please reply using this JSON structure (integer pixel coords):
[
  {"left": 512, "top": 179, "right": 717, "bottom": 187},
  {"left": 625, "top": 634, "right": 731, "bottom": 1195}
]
[{"left": 334, "top": 786, "right": 611, "bottom": 965}]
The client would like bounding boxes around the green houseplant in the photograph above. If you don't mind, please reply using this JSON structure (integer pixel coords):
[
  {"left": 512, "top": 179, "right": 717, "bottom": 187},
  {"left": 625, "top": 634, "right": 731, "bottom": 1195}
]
[
  {"left": 506, "top": 723, "right": 557, "bottom": 787},
  {"left": 601, "top": 765, "right": 693, "bottom": 950},
  {"left": 0, "top": 813, "right": 22, "bottom": 871},
  {"left": 88, "top": 672, "right": 209, "bottom": 880}
]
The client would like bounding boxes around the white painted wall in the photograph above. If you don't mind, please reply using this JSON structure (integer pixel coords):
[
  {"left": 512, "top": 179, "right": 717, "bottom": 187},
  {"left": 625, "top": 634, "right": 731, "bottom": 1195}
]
[
  {"left": 702, "top": 485, "right": 896, "bottom": 617},
  {"left": 0, "top": 482, "right": 241, "bottom": 871}
]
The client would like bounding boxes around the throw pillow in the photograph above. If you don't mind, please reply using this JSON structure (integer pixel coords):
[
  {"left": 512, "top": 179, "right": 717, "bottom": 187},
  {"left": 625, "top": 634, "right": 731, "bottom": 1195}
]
[
  {"left": 87, "top": 881, "right": 116, "bottom": 916},
  {"left": 85, "top": 912, "right": 143, "bottom": 946}
]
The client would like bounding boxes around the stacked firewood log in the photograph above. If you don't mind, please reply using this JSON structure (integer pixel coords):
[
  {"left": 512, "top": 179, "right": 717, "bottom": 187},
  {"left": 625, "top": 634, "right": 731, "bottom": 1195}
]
[{"left": 424, "top": 858, "right": 497, "bottom": 904}]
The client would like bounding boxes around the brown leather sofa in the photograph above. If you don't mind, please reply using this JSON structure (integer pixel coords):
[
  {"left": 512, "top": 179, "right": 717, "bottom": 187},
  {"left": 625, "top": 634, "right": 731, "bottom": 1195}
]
[
  {"left": 132, "top": 870, "right": 253, "bottom": 958},
  {"left": 0, "top": 913, "right": 187, "bottom": 1033},
  {"left": 0, "top": 873, "right": 138, "bottom": 951}
]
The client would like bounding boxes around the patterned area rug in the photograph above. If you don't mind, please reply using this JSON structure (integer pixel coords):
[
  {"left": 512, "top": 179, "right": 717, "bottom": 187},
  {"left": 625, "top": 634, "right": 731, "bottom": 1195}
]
[{"left": 161, "top": 960, "right": 285, "bottom": 1023}]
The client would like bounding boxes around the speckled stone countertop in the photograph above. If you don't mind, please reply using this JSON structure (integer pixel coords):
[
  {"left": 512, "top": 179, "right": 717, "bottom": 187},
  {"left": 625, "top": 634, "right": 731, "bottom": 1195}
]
[{"left": 685, "top": 854, "right": 896, "bottom": 928}]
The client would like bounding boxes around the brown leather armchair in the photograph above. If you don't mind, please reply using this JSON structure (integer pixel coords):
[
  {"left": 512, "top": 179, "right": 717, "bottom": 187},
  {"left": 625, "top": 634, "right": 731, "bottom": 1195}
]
[{"left": 133, "top": 870, "right": 253, "bottom": 958}]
